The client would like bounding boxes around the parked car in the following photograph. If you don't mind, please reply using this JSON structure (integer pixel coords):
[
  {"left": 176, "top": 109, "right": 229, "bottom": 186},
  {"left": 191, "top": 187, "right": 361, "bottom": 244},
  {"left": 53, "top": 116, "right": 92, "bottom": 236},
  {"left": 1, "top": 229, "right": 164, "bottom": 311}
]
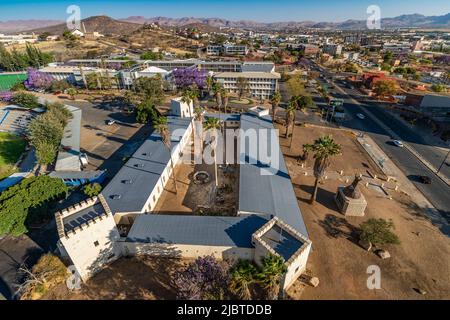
[
  {"left": 356, "top": 113, "right": 366, "bottom": 120},
  {"left": 106, "top": 119, "right": 116, "bottom": 126},
  {"left": 392, "top": 140, "right": 404, "bottom": 148}
]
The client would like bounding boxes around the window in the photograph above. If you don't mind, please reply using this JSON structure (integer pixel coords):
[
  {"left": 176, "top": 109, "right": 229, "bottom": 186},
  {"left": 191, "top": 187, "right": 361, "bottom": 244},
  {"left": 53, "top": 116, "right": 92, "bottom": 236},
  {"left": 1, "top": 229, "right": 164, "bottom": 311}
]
[{"left": 94, "top": 241, "right": 99, "bottom": 247}]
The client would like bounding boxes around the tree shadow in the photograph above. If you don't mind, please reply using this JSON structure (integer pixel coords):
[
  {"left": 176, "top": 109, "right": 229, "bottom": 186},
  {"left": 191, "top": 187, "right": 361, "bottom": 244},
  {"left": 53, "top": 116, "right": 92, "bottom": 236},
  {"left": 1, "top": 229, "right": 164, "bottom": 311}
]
[
  {"left": 295, "top": 183, "right": 339, "bottom": 212},
  {"left": 317, "top": 214, "right": 361, "bottom": 243}
]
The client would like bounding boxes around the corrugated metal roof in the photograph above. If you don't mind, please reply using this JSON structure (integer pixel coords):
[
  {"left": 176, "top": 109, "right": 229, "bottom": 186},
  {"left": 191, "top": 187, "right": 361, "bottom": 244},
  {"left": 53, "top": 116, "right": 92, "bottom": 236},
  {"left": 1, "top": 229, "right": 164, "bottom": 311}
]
[
  {"left": 101, "top": 116, "right": 191, "bottom": 214},
  {"left": 238, "top": 113, "right": 309, "bottom": 238},
  {"left": 127, "top": 214, "right": 269, "bottom": 248},
  {"left": 420, "top": 94, "right": 450, "bottom": 109}
]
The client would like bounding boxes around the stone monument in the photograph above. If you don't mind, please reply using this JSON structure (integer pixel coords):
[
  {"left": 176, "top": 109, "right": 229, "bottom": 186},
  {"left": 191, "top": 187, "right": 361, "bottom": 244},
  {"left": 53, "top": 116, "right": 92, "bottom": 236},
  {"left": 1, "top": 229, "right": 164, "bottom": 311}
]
[{"left": 335, "top": 175, "right": 367, "bottom": 217}]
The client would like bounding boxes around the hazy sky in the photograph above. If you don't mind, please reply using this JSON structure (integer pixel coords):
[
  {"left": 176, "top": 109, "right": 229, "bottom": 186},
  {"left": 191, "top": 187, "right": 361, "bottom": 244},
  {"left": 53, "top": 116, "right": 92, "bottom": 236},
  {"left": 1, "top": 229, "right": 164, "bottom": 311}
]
[{"left": 0, "top": 0, "right": 449, "bottom": 22}]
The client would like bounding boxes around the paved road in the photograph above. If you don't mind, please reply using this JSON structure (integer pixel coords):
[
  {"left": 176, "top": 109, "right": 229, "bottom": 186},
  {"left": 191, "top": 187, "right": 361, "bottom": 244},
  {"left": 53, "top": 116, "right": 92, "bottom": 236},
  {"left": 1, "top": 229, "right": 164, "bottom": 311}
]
[{"left": 307, "top": 60, "right": 450, "bottom": 220}]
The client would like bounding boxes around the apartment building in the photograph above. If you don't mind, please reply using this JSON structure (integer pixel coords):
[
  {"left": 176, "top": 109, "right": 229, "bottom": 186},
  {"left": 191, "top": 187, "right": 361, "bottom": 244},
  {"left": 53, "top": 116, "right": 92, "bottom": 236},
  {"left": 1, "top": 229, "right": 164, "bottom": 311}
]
[
  {"left": 322, "top": 43, "right": 343, "bottom": 56},
  {"left": 206, "top": 44, "right": 249, "bottom": 56},
  {"left": 214, "top": 71, "right": 280, "bottom": 99},
  {"left": 298, "top": 44, "right": 320, "bottom": 57}
]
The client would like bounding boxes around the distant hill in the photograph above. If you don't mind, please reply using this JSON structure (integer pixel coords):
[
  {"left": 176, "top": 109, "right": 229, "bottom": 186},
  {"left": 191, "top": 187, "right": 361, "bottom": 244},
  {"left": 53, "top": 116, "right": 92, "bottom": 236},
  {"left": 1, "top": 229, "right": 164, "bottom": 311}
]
[
  {"left": 27, "top": 16, "right": 143, "bottom": 36},
  {"left": 0, "top": 19, "right": 62, "bottom": 33},
  {"left": 122, "top": 13, "right": 450, "bottom": 30},
  {"left": 3, "top": 12, "right": 450, "bottom": 34}
]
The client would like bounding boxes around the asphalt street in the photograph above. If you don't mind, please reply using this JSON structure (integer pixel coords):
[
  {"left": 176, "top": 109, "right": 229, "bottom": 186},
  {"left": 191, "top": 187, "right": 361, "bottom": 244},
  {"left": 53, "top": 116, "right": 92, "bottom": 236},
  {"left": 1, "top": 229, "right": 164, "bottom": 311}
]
[{"left": 304, "top": 60, "right": 450, "bottom": 220}]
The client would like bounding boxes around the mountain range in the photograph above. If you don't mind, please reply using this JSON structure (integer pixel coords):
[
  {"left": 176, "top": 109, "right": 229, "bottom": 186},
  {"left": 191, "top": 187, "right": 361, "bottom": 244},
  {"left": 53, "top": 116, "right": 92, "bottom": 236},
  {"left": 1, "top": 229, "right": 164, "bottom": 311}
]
[{"left": 0, "top": 13, "right": 449, "bottom": 34}]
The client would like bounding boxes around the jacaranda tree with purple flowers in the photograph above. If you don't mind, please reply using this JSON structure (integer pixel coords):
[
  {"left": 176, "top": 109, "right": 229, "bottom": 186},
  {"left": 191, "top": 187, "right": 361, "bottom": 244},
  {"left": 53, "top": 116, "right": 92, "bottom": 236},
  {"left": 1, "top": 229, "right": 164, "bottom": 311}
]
[
  {"left": 172, "top": 255, "right": 230, "bottom": 300},
  {"left": 172, "top": 68, "right": 207, "bottom": 90},
  {"left": 24, "top": 68, "right": 54, "bottom": 91}
]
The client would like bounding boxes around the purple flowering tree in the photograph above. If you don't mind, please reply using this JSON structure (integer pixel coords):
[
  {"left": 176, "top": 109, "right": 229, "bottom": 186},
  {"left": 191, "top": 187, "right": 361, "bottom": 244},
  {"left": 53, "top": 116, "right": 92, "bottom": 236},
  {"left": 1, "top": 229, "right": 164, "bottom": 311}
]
[
  {"left": 24, "top": 68, "right": 54, "bottom": 90},
  {"left": 172, "top": 255, "right": 230, "bottom": 300},
  {"left": 172, "top": 68, "right": 207, "bottom": 89},
  {"left": 0, "top": 91, "right": 13, "bottom": 102}
]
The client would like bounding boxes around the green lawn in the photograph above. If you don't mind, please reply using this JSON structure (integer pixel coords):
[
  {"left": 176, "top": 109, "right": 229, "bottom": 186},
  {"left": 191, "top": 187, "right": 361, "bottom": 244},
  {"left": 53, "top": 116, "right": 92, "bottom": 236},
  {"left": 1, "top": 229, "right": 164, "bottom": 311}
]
[{"left": 0, "top": 132, "right": 27, "bottom": 180}]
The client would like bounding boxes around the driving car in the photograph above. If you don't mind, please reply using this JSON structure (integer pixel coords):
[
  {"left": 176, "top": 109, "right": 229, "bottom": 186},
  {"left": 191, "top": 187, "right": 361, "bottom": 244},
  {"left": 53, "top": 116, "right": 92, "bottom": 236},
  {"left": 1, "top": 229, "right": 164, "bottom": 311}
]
[
  {"left": 392, "top": 140, "right": 404, "bottom": 147},
  {"left": 356, "top": 113, "right": 366, "bottom": 120}
]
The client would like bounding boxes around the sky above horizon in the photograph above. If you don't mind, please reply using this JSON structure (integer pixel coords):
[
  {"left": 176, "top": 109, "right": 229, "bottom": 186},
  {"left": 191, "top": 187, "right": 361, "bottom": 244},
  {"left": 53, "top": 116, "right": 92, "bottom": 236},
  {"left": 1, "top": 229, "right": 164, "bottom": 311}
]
[{"left": 0, "top": 0, "right": 449, "bottom": 22}]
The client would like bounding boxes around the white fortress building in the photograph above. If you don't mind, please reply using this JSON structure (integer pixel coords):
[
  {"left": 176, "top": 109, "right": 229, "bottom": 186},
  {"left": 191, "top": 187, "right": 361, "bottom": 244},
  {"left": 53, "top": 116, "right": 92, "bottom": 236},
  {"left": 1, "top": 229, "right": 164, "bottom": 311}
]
[{"left": 56, "top": 103, "right": 312, "bottom": 290}]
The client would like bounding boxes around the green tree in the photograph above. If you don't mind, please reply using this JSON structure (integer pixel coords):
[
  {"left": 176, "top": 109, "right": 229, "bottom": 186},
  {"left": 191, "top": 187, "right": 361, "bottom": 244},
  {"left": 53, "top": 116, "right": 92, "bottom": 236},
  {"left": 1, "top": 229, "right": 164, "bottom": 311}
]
[
  {"left": 286, "top": 74, "right": 306, "bottom": 97},
  {"left": 257, "top": 254, "right": 287, "bottom": 300},
  {"left": 373, "top": 80, "right": 397, "bottom": 97},
  {"left": 135, "top": 99, "right": 159, "bottom": 124},
  {"left": 133, "top": 75, "right": 164, "bottom": 105},
  {"left": 309, "top": 135, "right": 342, "bottom": 204},
  {"left": 11, "top": 91, "right": 39, "bottom": 109},
  {"left": 285, "top": 99, "right": 297, "bottom": 138},
  {"left": 230, "top": 260, "right": 257, "bottom": 300},
  {"left": 0, "top": 176, "right": 68, "bottom": 236},
  {"left": 360, "top": 218, "right": 400, "bottom": 246},
  {"left": 431, "top": 84, "right": 446, "bottom": 93},
  {"left": 212, "top": 82, "right": 223, "bottom": 111},
  {"left": 35, "top": 141, "right": 57, "bottom": 165},
  {"left": 84, "top": 183, "right": 102, "bottom": 197},
  {"left": 140, "top": 51, "right": 163, "bottom": 60}
]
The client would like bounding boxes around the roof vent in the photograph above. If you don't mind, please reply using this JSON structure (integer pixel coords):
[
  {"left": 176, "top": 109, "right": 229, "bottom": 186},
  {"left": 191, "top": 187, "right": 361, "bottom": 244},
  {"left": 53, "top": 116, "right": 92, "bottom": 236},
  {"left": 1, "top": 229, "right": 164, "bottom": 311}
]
[
  {"left": 122, "top": 179, "right": 133, "bottom": 184},
  {"left": 110, "top": 194, "right": 122, "bottom": 200},
  {"left": 134, "top": 163, "right": 145, "bottom": 168}
]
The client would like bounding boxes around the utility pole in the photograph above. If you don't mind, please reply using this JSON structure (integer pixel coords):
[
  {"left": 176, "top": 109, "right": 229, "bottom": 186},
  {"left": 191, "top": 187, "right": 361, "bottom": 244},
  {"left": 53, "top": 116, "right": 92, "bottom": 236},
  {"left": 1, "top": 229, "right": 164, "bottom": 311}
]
[{"left": 437, "top": 148, "right": 450, "bottom": 174}]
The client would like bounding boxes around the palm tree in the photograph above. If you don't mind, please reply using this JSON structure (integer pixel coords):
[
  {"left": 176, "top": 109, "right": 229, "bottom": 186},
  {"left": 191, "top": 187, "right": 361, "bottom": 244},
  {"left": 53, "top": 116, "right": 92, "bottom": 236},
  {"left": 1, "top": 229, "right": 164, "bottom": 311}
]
[
  {"left": 181, "top": 88, "right": 195, "bottom": 119},
  {"left": 66, "top": 88, "right": 77, "bottom": 100},
  {"left": 194, "top": 106, "right": 204, "bottom": 153},
  {"left": 285, "top": 99, "right": 297, "bottom": 140},
  {"left": 221, "top": 88, "right": 229, "bottom": 114},
  {"left": 236, "top": 77, "right": 249, "bottom": 100},
  {"left": 297, "top": 143, "right": 313, "bottom": 164},
  {"left": 270, "top": 91, "right": 281, "bottom": 121},
  {"left": 206, "top": 75, "right": 214, "bottom": 95},
  {"left": 309, "top": 135, "right": 342, "bottom": 204},
  {"left": 153, "top": 116, "right": 178, "bottom": 194},
  {"left": 212, "top": 82, "right": 222, "bottom": 111},
  {"left": 204, "top": 117, "right": 221, "bottom": 188},
  {"left": 257, "top": 254, "right": 287, "bottom": 300},
  {"left": 230, "top": 260, "right": 257, "bottom": 300}
]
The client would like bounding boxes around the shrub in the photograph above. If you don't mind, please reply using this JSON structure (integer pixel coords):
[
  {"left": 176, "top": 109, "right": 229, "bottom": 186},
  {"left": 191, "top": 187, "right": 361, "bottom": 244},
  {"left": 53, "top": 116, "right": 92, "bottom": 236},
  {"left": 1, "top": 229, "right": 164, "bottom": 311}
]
[
  {"left": 360, "top": 218, "right": 400, "bottom": 246},
  {"left": 84, "top": 183, "right": 102, "bottom": 197},
  {"left": 11, "top": 91, "right": 39, "bottom": 109}
]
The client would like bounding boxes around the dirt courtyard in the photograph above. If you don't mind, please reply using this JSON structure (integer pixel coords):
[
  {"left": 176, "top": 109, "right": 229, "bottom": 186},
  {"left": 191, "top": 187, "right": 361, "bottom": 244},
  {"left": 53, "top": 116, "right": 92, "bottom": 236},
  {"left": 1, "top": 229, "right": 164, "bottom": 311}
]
[{"left": 279, "top": 123, "right": 450, "bottom": 300}]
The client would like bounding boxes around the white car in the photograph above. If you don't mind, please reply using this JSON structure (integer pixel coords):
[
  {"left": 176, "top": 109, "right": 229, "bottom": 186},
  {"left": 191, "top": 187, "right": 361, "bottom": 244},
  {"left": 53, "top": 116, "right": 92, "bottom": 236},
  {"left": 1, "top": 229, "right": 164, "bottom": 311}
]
[
  {"left": 356, "top": 113, "right": 366, "bottom": 120},
  {"left": 392, "top": 140, "right": 404, "bottom": 147},
  {"left": 106, "top": 119, "right": 116, "bottom": 126}
]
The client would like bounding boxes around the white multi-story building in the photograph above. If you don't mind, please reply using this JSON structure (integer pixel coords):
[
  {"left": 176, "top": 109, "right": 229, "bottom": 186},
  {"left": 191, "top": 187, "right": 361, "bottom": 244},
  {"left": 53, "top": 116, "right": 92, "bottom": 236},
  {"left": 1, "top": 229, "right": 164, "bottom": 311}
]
[
  {"left": 0, "top": 33, "right": 37, "bottom": 45},
  {"left": 206, "top": 44, "right": 249, "bottom": 56},
  {"left": 214, "top": 72, "right": 280, "bottom": 100}
]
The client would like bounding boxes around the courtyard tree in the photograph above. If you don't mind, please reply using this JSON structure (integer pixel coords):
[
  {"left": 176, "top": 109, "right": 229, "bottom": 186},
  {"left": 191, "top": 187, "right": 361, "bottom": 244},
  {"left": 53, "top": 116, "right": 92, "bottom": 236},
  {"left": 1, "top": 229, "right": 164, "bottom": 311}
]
[
  {"left": 203, "top": 117, "right": 222, "bottom": 188},
  {"left": 360, "top": 218, "right": 400, "bottom": 247},
  {"left": 230, "top": 260, "right": 257, "bottom": 300},
  {"left": 212, "top": 82, "right": 223, "bottom": 111},
  {"left": 309, "top": 135, "right": 342, "bottom": 204},
  {"left": 236, "top": 77, "right": 250, "bottom": 100},
  {"left": 172, "top": 68, "right": 207, "bottom": 90},
  {"left": 205, "top": 75, "right": 214, "bottom": 95},
  {"left": 270, "top": 91, "right": 281, "bottom": 121},
  {"left": 257, "top": 254, "right": 287, "bottom": 300},
  {"left": 153, "top": 116, "right": 177, "bottom": 193},
  {"left": 133, "top": 75, "right": 164, "bottom": 105},
  {"left": 34, "top": 141, "right": 57, "bottom": 166},
  {"left": 221, "top": 88, "right": 230, "bottom": 113},
  {"left": 135, "top": 99, "right": 159, "bottom": 124}
]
